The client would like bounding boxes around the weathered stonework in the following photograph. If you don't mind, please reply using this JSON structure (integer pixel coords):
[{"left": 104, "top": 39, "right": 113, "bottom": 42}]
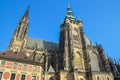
[{"left": 6, "top": 5, "right": 115, "bottom": 80}]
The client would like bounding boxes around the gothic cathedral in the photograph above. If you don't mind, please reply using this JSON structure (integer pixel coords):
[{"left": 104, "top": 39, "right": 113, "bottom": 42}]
[{"left": 5, "top": 5, "right": 115, "bottom": 80}]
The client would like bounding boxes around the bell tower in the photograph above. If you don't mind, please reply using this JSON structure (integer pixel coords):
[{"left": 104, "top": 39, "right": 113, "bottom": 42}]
[
  {"left": 8, "top": 7, "right": 29, "bottom": 52},
  {"left": 59, "top": 5, "right": 85, "bottom": 72}
]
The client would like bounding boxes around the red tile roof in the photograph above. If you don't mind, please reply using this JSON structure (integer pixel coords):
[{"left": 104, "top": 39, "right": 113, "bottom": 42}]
[
  {"left": 0, "top": 51, "right": 43, "bottom": 66},
  {"left": 0, "top": 51, "right": 31, "bottom": 61}
]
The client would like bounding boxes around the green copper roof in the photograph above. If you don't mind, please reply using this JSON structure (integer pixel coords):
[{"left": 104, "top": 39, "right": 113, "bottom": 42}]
[
  {"left": 78, "top": 17, "right": 82, "bottom": 23},
  {"left": 65, "top": 4, "right": 75, "bottom": 20}
]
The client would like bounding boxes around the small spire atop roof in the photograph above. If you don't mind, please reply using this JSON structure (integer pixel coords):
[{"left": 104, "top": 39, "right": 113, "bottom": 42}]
[
  {"left": 48, "top": 65, "right": 55, "bottom": 73},
  {"left": 78, "top": 17, "right": 82, "bottom": 23},
  {"left": 65, "top": 4, "right": 75, "bottom": 21}
]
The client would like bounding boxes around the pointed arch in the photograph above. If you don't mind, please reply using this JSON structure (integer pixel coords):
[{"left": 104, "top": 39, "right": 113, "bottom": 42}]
[
  {"left": 78, "top": 76, "right": 85, "bottom": 80},
  {"left": 89, "top": 52, "right": 100, "bottom": 71},
  {"left": 18, "top": 26, "right": 25, "bottom": 39},
  {"left": 35, "top": 54, "right": 41, "bottom": 62},
  {"left": 107, "top": 77, "right": 109, "bottom": 80},
  {"left": 49, "top": 76, "right": 54, "bottom": 80},
  {"left": 97, "top": 76, "right": 99, "bottom": 80},
  {"left": 74, "top": 51, "right": 83, "bottom": 69}
]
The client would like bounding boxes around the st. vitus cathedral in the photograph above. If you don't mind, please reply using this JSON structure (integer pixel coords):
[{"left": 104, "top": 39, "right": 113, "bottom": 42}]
[{"left": 6, "top": 5, "right": 120, "bottom": 80}]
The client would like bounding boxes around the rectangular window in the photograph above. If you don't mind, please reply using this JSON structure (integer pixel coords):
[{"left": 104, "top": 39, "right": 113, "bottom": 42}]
[
  {"left": 32, "top": 76, "right": 36, "bottom": 80},
  {"left": 22, "top": 64, "right": 27, "bottom": 69},
  {"left": 10, "top": 73, "right": 16, "bottom": 80},
  {"left": 1, "top": 61, "right": 6, "bottom": 65},
  {"left": 33, "top": 65, "right": 37, "bottom": 70},
  {"left": 21, "top": 75, "right": 25, "bottom": 80},
  {"left": 13, "top": 63, "right": 18, "bottom": 67},
  {"left": 0, "top": 72, "right": 3, "bottom": 80}
]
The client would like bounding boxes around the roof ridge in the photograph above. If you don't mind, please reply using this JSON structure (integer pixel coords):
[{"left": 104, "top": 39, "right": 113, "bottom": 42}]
[{"left": 28, "top": 37, "right": 58, "bottom": 44}]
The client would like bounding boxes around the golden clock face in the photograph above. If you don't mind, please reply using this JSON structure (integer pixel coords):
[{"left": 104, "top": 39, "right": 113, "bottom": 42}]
[{"left": 72, "top": 30, "right": 77, "bottom": 35}]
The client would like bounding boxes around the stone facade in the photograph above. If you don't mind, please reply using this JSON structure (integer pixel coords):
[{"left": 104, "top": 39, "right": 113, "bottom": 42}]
[{"left": 3, "top": 5, "right": 115, "bottom": 80}]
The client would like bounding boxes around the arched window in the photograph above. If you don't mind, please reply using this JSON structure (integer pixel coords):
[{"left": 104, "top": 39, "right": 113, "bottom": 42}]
[
  {"left": 74, "top": 51, "right": 82, "bottom": 69},
  {"left": 35, "top": 54, "right": 41, "bottom": 62},
  {"left": 49, "top": 77, "right": 54, "bottom": 80},
  {"left": 19, "top": 26, "right": 25, "bottom": 39},
  {"left": 80, "top": 78, "right": 83, "bottom": 80},
  {"left": 107, "top": 77, "right": 109, "bottom": 80},
  {"left": 89, "top": 53, "right": 100, "bottom": 71},
  {"left": 16, "top": 26, "right": 20, "bottom": 38},
  {"left": 97, "top": 76, "right": 99, "bottom": 80}
]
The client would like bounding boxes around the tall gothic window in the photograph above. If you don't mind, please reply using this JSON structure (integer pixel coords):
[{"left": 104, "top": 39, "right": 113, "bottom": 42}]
[
  {"left": 107, "top": 77, "right": 109, "bottom": 80},
  {"left": 49, "top": 77, "right": 54, "bottom": 80},
  {"left": 74, "top": 51, "right": 82, "bottom": 69},
  {"left": 89, "top": 53, "right": 100, "bottom": 71},
  {"left": 97, "top": 77, "right": 99, "bottom": 80},
  {"left": 16, "top": 26, "right": 20, "bottom": 38},
  {"left": 18, "top": 26, "right": 24, "bottom": 39},
  {"left": 35, "top": 54, "right": 41, "bottom": 62}
]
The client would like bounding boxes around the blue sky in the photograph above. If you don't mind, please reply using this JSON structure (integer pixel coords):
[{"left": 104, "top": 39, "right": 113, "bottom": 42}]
[{"left": 0, "top": 0, "right": 120, "bottom": 59}]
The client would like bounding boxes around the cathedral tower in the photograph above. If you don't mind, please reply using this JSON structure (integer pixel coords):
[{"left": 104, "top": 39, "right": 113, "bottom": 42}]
[
  {"left": 8, "top": 7, "right": 29, "bottom": 52},
  {"left": 5, "top": 5, "right": 114, "bottom": 80},
  {"left": 59, "top": 5, "right": 85, "bottom": 72}
]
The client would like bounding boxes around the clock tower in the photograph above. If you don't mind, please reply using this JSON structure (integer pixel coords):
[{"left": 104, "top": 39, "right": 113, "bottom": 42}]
[{"left": 59, "top": 5, "right": 85, "bottom": 72}]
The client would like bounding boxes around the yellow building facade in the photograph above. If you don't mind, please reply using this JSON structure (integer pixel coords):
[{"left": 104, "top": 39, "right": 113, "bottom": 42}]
[{"left": 0, "top": 51, "right": 42, "bottom": 80}]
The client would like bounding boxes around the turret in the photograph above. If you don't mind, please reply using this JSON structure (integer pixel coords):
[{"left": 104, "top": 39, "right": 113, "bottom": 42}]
[
  {"left": 65, "top": 4, "right": 75, "bottom": 21},
  {"left": 8, "top": 7, "right": 29, "bottom": 52}
]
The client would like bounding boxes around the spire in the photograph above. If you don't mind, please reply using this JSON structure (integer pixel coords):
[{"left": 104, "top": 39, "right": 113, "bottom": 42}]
[
  {"left": 23, "top": 6, "right": 29, "bottom": 18},
  {"left": 78, "top": 17, "right": 82, "bottom": 23},
  {"left": 65, "top": 4, "right": 75, "bottom": 21},
  {"left": 17, "top": 6, "right": 29, "bottom": 39},
  {"left": 8, "top": 6, "right": 29, "bottom": 52},
  {"left": 20, "top": 6, "right": 29, "bottom": 24}
]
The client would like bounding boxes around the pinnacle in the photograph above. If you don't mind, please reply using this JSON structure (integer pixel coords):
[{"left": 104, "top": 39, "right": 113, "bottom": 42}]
[
  {"left": 19, "top": 6, "right": 29, "bottom": 24},
  {"left": 78, "top": 17, "right": 82, "bottom": 23},
  {"left": 24, "top": 6, "right": 30, "bottom": 18}
]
